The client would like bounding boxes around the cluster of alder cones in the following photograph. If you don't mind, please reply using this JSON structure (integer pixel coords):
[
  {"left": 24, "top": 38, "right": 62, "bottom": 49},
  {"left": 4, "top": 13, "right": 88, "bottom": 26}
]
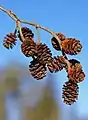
[{"left": 3, "top": 27, "right": 85, "bottom": 105}]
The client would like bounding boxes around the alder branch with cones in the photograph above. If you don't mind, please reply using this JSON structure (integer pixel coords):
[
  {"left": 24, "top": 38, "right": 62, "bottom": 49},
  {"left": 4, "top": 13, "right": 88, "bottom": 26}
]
[{"left": 0, "top": 5, "right": 85, "bottom": 105}]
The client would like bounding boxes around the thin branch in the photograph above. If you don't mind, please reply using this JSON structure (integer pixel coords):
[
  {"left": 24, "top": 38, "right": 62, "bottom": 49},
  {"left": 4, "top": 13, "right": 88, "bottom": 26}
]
[
  {"left": 0, "top": 5, "right": 24, "bottom": 42},
  {"left": 0, "top": 5, "right": 18, "bottom": 21},
  {"left": 0, "top": 5, "right": 70, "bottom": 71},
  {"left": 16, "top": 20, "right": 25, "bottom": 42},
  {"left": 0, "top": 5, "right": 62, "bottom": 49}
]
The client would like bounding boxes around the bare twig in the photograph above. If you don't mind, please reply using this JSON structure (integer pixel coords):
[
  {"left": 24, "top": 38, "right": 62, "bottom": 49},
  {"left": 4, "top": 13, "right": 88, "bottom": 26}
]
[
  {"left": 0, "top": 5, "right": 70, "bottom": 71},
  {"left": 0, "top": 5, "right": 62, "bottom": 49}
]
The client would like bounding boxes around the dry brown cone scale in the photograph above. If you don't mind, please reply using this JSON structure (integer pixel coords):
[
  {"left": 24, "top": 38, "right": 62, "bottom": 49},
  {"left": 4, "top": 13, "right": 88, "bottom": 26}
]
[
  {"left": 64, "top": 59, "right": 81, "bottom": 72},
  {"left": 29, "top": 58, "right": 47, "bottom": 80},
  {"left": 21, "top": 38, "right": 37, "bottom": 57},
  {"left": 47, "top": 56, "right": 66, "bottom": 73},
  {"left": 18, "top": 27, "right": 34, "bottom": 40},
  {"left": 61, "top": 38, "right": 82, "bottom": 55},
  {"left": 67, "top": 59, "right": 85, "bottom": 83},
  {"left": 18, "top": 27, "right": 37, "bottom": 57},
  {"left": 51, "top": 33, "right": 66, "bottom": 51},
  {"left": 62, "top": 81, "right": 79, "bottom": 105},
  {"left": 36, "top": 43, "right": 52, "bottom": 65},
  {"left": 3, "top": 33, "right": 17, "bottom": 49},
  {"left": 68, "top": 67, "right": 85, "bottom": 84}
]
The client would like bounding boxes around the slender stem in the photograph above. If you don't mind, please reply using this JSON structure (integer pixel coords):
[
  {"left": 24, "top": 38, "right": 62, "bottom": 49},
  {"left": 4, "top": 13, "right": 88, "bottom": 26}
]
[
  {"left": 35, "top": 25, "right": 41, "bottom": 43},
  {"left": 0, "top": 5, "right": 19, "bottom": 21},
  {"left": 62, "top": 50, "right": 68, "bottom": 59},
  {"left": 16, "top": 20, "right": 25, "bottom": 42},
  {"left": 64, "top": 59, "right": 70, "bottom": 72}
]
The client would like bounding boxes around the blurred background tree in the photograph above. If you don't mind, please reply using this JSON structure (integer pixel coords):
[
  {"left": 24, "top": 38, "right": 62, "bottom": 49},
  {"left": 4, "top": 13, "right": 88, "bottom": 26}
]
[
  {"left": 0, "top": 60, "right": 82, "bottom": 120},
  {"left": 0, "top": 61, "right": 28, "bottom": 120},
  {"left": 23, "top": 74, "right": 61, "bottom": 120},
  {"left": 0, "top": 76, "right": 5, "bottom": 120}
]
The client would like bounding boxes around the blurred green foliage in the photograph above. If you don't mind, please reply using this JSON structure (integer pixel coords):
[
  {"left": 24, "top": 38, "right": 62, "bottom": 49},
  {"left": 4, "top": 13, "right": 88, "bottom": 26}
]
[
  {"left": 23, "top": 79, "right": 60, "bottom": 120},
  {"left": 0, "top": 62, "right": 61, "bottom": 120}
]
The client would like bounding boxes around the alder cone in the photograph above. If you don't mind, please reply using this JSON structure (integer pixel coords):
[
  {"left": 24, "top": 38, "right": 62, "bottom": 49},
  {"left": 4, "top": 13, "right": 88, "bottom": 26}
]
[
  {"left": 66, "top": 59, "right": 85, "bottom": 83},
  {"left": 62, "top": 81, "right": 79, "bottom": 105},
  {"left": 3, "top": 33, "right": 17, "bottom": 49},
  {"left": 47, "top": 58, "right": 62, "bottom": 73},
  {"left": 68, "top": 68, "right": 85, "bottom": 84},
  {"left": 56, "top": 33, "right": 66, "bottom": 41},
  {"left": 37, "top": 43, "right": 52, "bottom": 65},
  {"left": 69, "top": 59, "right": 82, "bottom": 73},
  {"left": 47, "top": 56, "right": 66, "bottom": 73},
  {"left": 18, "top": 27, "right": 34, "bottom": 40},
  {"left": 61, "top": 38, "right": 82, "bottom": 55},
  {"left": 29, "top": 58, "right": 46, "bottom": 80},
  {"left": 51, "top": 33, "right": 66, "bottom": 51},
  {"left": 65, "top": 59, "right": 81, "bottom": 72},
  {"left": 54, "top": 56, "right": 67, "bottom": 68},
  {"left": 69, "top": 59, "right": 80, "bottom": 67},
  {"left": 21, "top": 38, "right": 37, "bottom": 57}
]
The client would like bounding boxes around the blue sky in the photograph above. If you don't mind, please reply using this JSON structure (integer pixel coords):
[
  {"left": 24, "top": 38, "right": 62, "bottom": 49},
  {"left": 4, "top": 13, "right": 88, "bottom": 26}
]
[{"left": 0, "top": 0, "right": 88, "bottom": 117}]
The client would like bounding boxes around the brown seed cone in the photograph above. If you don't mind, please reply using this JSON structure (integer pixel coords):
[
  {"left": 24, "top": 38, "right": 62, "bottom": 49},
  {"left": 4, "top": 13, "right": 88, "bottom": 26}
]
[
  {"left": 36, "top": 43, "right": 52, "bottom": 65},
  {"left": 21, "top": 38, "right": 37, "bottom": 57},
  {"left": 54, "top": 56, "right": 67, "bottom": 68},
  {"left": 18, "top": 27, "right": 34, "bottom": 40},
  {"left": 3, "top": 33, "right": 17, "bottom": 49},
  {"left": 47, "top": 56, "right": 66, "bottom": 73},
  {"left": 65, "top": 59, "right": 81, "bottom": 72},
  {"left": 65, "top": 59, "right": 85, "bottom": 83},
  {"left": 56, "top": 33, "right": 66, "bottom": 41},
  {"left": 69, "top": 59, "right": 80, "bottom": 67},
  {"left": 69, "top": 59, "right": 82, "bottom": 72},
  {"left": 61, "top": 38, "right": 82, "bottom": 55},
  {"left": 29, "top": 58, "right": 46, "bottom": 80},
  {"left": 62, "top": 81, "right": 79, "bottom": 105},
  {"left": 68, "top": 68, "right": 85, "bottom": 84},
  {"left": 51, "top": 33, "right": 66, "bottom": 51}
]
